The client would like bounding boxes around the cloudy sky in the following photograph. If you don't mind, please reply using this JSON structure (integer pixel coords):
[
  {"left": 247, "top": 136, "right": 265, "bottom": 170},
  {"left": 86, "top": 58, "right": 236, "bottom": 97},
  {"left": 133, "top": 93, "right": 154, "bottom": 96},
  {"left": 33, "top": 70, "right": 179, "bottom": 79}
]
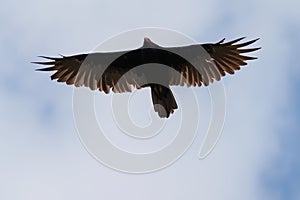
[{"left": 1, "top": 0, "right": 299, "bottom": 199}]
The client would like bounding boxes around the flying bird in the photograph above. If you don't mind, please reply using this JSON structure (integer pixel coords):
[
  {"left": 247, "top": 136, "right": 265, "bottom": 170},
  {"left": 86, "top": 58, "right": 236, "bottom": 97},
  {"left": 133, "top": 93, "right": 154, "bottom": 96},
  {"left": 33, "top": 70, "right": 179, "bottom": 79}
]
[{"left": 34, "top": 37, "right": 260, "bottom": 118}]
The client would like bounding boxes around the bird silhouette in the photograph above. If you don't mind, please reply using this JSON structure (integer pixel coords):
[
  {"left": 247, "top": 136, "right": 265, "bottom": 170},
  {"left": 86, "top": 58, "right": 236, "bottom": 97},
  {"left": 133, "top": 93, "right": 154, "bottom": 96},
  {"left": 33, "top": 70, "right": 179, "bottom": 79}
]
[{"left": 34, "top": 37, "right": 260, "bottom": 118}]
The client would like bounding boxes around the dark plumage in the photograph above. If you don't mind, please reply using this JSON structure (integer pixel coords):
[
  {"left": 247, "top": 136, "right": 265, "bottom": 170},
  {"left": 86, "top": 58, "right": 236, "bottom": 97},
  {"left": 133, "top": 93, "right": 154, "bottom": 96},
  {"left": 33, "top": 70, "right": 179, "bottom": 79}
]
[{"left": 34, "top": 37, "right": 260, "bottom": 118}]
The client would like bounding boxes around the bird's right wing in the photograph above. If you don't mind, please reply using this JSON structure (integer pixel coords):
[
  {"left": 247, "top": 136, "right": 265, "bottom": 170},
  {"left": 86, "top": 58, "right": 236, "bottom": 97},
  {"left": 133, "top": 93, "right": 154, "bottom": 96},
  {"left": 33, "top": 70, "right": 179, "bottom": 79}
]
[{"left": 34, "top": 50, "right": 151, "bottom": 93}]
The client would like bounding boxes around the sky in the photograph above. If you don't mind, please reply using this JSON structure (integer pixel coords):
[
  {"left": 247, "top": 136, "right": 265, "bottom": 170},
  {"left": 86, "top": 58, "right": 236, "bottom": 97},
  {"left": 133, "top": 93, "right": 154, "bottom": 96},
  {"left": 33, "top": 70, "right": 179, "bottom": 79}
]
[{"left": 1, "top": 0, "right": 300, "bottom": 199}]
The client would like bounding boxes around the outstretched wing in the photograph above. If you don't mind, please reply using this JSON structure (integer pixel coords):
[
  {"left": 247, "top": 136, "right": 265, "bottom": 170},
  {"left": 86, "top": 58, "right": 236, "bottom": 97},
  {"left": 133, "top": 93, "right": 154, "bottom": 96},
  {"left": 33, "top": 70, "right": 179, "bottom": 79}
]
[
  {"left": 165, "top": 37, "right": 261, "bottom": 87},
  {"left": 34, "top": 50, "right": 151, "bottom": 93}
]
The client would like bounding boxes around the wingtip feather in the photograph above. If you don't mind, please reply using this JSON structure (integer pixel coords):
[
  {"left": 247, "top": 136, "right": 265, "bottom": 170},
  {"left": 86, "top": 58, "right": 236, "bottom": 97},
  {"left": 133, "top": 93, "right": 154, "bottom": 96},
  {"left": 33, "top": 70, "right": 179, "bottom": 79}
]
[
  {"left": 223, "top": 37, "right": 246, "bottom": 45},
  {"left": 32, "top": 61, "right": 55, "bottom": 65},
  {"left": 217, "top": 38, "right": 226, "bottom": 44},
  {"left": 37, "top": 55, "right": 57, "bottom": 60},
  {"left": 234, "top": 38, "right": 260, "bottom": 48}
]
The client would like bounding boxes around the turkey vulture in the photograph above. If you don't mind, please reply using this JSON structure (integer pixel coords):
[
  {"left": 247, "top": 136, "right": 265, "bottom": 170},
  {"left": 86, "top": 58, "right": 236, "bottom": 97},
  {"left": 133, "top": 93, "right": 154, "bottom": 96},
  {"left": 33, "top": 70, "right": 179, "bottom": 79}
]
[{"left": 34, "top": 37, "right": 260, "bottom": 118}]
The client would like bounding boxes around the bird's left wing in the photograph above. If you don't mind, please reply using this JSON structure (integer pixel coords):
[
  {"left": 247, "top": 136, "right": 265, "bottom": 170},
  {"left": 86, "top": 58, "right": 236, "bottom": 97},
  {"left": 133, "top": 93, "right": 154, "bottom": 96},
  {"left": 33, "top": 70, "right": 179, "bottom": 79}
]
[{"left": 164, "top": 37, "right": 261, "bottom": 87}]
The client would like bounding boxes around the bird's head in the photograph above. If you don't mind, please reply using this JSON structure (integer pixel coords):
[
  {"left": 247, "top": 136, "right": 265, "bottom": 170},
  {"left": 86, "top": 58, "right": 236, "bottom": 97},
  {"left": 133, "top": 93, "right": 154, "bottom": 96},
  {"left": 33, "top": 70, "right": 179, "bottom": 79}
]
[{"left": 142, "top": 37, "right": 161, "bottom": 48}]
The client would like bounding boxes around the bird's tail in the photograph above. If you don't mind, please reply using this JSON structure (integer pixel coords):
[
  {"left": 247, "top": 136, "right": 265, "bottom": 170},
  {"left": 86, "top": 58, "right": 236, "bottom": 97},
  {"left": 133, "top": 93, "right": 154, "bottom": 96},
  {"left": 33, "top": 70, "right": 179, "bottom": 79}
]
[{"left": 150, "top": 84, "right": 178, "bottom": 118}]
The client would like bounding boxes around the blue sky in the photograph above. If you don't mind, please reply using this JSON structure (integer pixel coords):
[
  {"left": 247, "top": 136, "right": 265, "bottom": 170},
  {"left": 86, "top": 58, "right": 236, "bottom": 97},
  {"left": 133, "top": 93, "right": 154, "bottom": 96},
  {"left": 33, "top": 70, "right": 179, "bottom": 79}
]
[{"left": 1, "top": 0, "right": 299, "bottom": 199}]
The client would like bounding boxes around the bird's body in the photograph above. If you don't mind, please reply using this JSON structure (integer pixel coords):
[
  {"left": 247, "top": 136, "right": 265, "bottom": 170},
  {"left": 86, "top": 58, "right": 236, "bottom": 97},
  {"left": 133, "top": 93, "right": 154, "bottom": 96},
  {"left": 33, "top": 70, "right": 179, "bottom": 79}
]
[{"left": 34, "top": 37, "right": 260, "bottom": 118}]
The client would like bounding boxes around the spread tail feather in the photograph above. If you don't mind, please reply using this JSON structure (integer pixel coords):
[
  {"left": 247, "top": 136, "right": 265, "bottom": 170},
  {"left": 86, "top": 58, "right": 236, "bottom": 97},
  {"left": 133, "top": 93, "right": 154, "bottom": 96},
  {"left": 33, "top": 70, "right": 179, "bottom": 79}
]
[{"left": 150, "top": 84, "right": 178, "bottom": 118}]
